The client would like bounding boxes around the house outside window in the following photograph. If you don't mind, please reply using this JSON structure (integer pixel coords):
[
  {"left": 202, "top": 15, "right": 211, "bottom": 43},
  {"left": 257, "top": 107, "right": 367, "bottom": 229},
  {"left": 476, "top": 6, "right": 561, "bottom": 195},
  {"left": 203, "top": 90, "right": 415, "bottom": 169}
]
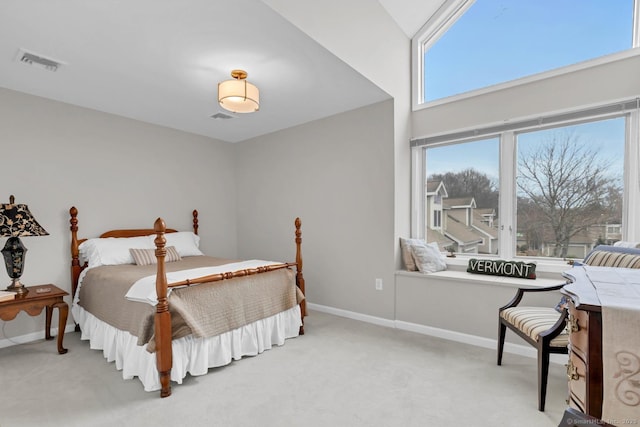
[{"left": 423, "top": 138, "right": 499, "bottom": 255}]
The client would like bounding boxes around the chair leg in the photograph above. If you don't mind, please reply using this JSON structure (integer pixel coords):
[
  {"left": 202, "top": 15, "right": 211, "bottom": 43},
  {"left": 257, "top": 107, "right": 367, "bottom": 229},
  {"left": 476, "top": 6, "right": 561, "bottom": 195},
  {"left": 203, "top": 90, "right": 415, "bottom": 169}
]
[
  {"left": 497, "top": 321, "right": 506, "bottom": 366},
  {"left": 538, "top": 345, "right": 550, "bottom": 412}
]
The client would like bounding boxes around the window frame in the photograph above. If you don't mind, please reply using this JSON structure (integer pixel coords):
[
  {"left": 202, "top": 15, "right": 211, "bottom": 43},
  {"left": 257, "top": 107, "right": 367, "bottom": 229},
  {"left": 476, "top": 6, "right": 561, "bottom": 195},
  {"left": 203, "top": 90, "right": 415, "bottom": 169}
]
[
  {"left": 411, "top": 0, "right": 640, "bottom": 110},
  {"left": 411, "top": 100, "right": 640, "bottom": 264}
]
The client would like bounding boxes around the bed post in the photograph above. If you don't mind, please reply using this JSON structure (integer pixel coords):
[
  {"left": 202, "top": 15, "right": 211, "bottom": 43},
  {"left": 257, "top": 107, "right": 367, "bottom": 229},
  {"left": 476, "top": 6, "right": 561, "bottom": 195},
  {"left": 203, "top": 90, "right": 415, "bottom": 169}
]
[
  {"left": 69, "top": 207, "right": 81, "bottom": 301},
  {"left": 154, "top": 218, "right": 172, "bottom": 398},
  {"left": 295, "top": 217, "right": 306, "bottom": 335},
  {"left": 192, "top": 210, "right": 199, "bottom": 235}
]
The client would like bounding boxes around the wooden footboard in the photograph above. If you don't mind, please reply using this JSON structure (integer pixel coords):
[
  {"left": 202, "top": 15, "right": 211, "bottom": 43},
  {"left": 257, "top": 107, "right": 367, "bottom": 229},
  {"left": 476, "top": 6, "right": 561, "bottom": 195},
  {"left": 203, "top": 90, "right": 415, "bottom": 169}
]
[
  {"left": 151, "top": 216, "right": 306, "bottom": 397},
  {"left": 70, "top": 207, "right": 306, "bottom": 399}
]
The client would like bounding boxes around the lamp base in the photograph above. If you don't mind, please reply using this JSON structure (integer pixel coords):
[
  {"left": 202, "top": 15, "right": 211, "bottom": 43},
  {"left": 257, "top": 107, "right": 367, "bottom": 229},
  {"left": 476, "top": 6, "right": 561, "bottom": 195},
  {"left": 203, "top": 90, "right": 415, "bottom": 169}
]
[{"left": 6, "top": 278, "right": 28, "bottom": 295}]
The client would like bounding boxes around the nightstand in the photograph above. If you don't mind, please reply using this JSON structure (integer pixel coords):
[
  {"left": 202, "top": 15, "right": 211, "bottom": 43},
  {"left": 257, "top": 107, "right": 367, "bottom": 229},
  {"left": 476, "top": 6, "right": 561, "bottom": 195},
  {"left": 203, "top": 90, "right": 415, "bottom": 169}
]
[{"left": 0, "top": 284, "right": 69, "bottom": 354}]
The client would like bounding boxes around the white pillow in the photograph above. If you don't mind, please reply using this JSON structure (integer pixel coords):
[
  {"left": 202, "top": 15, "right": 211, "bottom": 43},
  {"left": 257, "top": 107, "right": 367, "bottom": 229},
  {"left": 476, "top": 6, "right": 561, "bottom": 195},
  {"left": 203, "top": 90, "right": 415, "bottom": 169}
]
[
  {"left": 161, "top": 231, "right": 204, "bottom": 257},
  {"left": 79, "top": 236, "right": 154, "bottom": 269},
  {"left": 410, "top": 242, "right": 447, "bottom": 273},
  {"left": 400, "top": 238, "right": 426, "bottom": 271}
]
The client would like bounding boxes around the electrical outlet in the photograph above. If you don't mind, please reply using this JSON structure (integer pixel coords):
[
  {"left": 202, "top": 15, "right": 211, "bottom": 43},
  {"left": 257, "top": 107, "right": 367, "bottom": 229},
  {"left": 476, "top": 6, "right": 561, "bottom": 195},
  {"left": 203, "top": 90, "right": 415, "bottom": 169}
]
[{"left": 375, "top": 278, "right": 383, "bottom": 291}]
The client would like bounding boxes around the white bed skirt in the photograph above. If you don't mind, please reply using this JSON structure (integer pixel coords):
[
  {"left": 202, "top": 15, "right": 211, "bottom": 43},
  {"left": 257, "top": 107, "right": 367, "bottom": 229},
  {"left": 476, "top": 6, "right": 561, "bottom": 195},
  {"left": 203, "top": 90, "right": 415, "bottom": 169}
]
[{"left": 71, "top": 303, "right": 302, "bottom": 392}]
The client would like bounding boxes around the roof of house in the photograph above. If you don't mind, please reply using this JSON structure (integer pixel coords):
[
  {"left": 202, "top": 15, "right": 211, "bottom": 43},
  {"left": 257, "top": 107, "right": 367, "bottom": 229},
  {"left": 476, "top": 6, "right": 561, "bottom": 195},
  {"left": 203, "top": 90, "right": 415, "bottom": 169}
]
[
  {"left": 444, "top": 197, "right": 476, "bottom": 208},
  {"left": 426, "top": 180, "right": 448, "bottom": 196},
  {"left": 444, "top": 214, "right": 483, "bottom": 245},
  {"left": 475, "top": 208, "right": 496, "bottom": 217},
  {"left": 471, "top": 211, "right": 498, "bottom": 238},
  {"left": 425, "top": 229, "right": 454, "bottom": 249}
]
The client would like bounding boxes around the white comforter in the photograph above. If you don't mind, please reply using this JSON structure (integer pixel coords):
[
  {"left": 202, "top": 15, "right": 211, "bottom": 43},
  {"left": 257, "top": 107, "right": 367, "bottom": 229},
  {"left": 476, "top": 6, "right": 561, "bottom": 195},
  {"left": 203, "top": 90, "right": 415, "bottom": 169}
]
[{"left": 125, "top": 259, "right": 282, "bottom": 305}]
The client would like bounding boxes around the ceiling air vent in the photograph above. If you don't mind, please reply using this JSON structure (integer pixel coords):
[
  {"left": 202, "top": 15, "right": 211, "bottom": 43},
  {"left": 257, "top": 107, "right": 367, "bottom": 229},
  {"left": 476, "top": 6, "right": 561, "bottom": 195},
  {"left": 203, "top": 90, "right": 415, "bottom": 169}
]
[
  {"left": 16, "top": 49, "right": 63, "bottom": 72},
  {"left": 210, "top": 112, "right": 235, "bottom": 120}
]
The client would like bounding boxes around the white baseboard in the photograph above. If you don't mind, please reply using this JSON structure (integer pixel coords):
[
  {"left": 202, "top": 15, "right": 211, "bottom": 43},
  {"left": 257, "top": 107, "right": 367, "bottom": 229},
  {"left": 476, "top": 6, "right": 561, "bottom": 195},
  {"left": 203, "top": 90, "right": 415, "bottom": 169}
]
[
  {"left": 307, "top": 302, "right": 396, "bottom": 328},
  {"left": 0, "top": 323, "right": 77, "bottom": 350},
  {"left": 307, "top": 302, "right": 567, "bottom": 365}
]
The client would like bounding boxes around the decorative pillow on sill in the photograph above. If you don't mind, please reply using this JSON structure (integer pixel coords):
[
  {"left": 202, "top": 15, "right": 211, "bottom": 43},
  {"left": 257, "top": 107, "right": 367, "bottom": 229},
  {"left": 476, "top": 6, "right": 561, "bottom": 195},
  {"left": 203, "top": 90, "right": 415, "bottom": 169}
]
[
  {"left": 467, "top": 259, "right": 536, "bottom": 279},
  {"left": 410, "top": 242, "right": 447, "bottom": 274},
  {"left": 400, "top": 238, "right": 426, "bottom": 271},
  {"left": 130, "top": 246, "right": 182, "bottom": 266},
  {"left": 583, "top": 250, "right": 640, "bottom": 269}
]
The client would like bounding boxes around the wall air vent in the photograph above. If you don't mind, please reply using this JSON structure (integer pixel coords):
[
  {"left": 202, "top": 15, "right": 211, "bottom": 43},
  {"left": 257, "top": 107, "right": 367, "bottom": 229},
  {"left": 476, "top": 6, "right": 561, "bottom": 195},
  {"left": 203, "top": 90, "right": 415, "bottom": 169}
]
[
  {"left": 210, "top": 112, "right": 235, "bottom": 120},
  {"left": 16, "top": 49, "right": 63, "bottom": 72}
]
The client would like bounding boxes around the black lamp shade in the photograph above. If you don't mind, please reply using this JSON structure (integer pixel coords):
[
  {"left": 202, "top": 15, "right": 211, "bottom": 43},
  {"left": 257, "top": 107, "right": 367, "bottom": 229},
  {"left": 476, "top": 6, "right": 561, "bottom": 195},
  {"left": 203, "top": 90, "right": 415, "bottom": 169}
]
[{"left": 0, "top": 198, "right": 48, "bottom": 238}]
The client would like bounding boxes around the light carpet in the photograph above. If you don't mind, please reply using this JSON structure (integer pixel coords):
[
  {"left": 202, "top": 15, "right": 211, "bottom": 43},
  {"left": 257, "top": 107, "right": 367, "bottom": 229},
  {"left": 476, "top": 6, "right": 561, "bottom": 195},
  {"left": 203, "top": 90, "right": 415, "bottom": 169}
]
[{"left": 0, "top": 310, "right": 567, "bottom": 427}]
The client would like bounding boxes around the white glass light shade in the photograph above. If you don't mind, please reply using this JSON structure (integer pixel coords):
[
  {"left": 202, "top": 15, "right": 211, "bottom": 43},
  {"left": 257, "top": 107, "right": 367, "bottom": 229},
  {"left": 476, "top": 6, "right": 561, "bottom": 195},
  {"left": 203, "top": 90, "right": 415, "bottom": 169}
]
[{"left": 218, "top": 78, "right": 259, "bottom": 113}]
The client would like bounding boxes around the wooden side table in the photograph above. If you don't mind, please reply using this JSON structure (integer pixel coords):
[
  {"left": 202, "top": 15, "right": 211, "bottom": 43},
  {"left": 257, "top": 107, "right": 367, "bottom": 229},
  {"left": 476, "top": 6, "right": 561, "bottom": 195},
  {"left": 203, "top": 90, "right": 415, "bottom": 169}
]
[{"left": 0, "top": 284, "right": 69, "bottom": 354}]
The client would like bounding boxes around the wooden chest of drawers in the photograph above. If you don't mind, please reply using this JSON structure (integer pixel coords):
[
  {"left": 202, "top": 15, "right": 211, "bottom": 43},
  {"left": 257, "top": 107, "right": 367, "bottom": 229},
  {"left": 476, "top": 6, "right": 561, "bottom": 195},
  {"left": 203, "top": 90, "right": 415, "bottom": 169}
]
[
  {"left": 561, "top": 266, "right": 607, "bottom": 421},
  {"left": 566, "top": 299, "right": 603, "bottom": 417}
]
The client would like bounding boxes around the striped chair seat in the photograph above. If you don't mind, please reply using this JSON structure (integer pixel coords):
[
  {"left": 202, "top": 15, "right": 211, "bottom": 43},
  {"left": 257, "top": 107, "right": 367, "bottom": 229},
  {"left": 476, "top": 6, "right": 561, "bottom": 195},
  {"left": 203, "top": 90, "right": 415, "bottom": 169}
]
[{"left": 500, "top": 306, "right": 569, "bottom": 347}]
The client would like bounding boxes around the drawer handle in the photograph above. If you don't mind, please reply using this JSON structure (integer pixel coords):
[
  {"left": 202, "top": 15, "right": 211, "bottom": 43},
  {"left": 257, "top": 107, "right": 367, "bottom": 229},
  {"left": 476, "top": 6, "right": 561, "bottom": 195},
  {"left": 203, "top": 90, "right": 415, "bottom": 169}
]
[
  {"left": 566, "top": 360, "right": 580, "bottom": 381},
  {"left": 568, "top": 314, "right": 580, "bottom": 332}
]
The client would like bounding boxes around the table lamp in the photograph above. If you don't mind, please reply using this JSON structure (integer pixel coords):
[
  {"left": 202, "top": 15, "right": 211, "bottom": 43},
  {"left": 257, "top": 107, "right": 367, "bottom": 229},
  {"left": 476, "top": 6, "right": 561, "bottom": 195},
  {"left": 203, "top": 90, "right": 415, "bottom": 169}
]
[{"left": 0, "top": 195, "right": 49, "bottom": 295}]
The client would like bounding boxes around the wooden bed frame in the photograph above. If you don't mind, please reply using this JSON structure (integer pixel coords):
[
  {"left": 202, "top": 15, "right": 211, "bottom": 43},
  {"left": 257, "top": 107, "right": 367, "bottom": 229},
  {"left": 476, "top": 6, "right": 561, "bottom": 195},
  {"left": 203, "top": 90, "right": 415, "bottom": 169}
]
[{"left": 69, "top": 207, "right": 306, "bottom": 397}]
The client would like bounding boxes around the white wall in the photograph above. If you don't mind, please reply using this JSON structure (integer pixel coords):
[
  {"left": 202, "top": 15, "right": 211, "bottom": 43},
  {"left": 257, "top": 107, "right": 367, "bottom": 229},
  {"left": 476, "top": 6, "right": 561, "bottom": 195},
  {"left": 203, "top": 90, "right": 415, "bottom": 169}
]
[
  {"left": 260, "top": 0, "right": 412, "bottom": 319},
  {"left": 396, "top": 273, "right": 563, "bottom": 342},
  {"left": 235, "top": 101, "right": 395, "bottom": 318},
  {"left": 413, "top": 53, "right": 640, "bottom": 138},
  {"left": 0, "top": 87, "right": 238, "bottom": 337},
  {"left": 263, "top": 0, "right": 412, "bottom": 252}
]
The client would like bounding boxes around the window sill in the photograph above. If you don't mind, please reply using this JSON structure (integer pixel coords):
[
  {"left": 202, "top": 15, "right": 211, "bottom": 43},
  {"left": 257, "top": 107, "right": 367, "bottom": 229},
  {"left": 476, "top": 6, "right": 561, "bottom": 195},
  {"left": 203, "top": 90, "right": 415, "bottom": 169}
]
[
  {"left": 443, "top": 255, "right": 572, "bottom": 277},
  {"left": 395, "top": 269, "right": 565, "bottom": 288}
]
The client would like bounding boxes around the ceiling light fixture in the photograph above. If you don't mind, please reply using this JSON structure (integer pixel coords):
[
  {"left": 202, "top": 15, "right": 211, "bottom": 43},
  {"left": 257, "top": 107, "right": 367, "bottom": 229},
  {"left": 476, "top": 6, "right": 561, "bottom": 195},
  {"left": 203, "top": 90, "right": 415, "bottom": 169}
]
[{"left": 218, "top": 69, "right": 259, "bottom": 113}]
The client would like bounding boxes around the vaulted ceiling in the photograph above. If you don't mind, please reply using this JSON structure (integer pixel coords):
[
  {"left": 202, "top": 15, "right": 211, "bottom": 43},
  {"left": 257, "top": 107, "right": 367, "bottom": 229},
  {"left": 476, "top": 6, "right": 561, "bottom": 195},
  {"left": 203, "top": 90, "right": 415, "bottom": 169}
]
[{"left": 0, "top": 0, "right": 446, "bottom": 143}]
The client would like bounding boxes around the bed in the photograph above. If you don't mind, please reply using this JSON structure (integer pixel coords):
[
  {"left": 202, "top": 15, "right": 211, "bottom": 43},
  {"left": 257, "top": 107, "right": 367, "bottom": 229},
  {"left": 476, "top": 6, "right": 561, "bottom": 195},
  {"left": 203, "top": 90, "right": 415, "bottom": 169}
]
[{"left": 69, "top": 207, "right": 306, "bottom": 397}]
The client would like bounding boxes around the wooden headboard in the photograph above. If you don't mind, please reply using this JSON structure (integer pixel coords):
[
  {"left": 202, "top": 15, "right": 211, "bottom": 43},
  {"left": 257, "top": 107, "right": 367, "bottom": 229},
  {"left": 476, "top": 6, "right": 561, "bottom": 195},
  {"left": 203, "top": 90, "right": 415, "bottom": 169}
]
[{"left": 68, "top": 207, "right": 199, "bottom": 299}]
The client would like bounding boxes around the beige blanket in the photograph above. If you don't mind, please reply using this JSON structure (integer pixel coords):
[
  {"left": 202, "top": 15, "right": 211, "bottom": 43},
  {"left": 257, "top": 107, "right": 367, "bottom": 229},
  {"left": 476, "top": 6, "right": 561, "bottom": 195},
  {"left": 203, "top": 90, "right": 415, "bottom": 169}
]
[
  {"left": 78, "top": 256, "right": 304, "bottom": 351},
  {"left": 584, "top": 267, "right": 640, "bottom": 426}
]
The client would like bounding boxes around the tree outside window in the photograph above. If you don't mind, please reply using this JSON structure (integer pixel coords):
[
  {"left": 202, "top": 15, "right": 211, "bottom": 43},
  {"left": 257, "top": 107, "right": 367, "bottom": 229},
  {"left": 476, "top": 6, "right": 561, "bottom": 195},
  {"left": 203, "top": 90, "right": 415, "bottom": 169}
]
[{"left": 516, "top": 121, "right": 624, "bottom": 258}]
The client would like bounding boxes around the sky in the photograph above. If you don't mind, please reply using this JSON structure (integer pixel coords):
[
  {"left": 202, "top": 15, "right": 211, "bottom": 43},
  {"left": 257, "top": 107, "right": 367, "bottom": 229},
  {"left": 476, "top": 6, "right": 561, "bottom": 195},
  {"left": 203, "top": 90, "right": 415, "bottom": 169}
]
[
  {"left": 424, "top": 0, "right": 633, "bottom": 101},
  {"left": 424, "top": 0, "right": 631, "bottom": 187}
]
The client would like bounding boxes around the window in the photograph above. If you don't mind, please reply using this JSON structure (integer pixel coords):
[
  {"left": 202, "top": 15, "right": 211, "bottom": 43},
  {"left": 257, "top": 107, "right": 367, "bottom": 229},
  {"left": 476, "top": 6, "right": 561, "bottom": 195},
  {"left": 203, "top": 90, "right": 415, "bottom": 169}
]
[
  {"left": 516, "top": 119, "right": 625, "bottom": 259},
  {"left": 433, "top": 210, "right": 442, "bottom": 228},
  {"left": 424, "top": 137, "right": 499, "bottom": 254},
  {"left": 412, "top": 100, "right": 640, "bottom": 261},
  {"left": 413, "top": 0, "right": 638, "bottom": 106}
]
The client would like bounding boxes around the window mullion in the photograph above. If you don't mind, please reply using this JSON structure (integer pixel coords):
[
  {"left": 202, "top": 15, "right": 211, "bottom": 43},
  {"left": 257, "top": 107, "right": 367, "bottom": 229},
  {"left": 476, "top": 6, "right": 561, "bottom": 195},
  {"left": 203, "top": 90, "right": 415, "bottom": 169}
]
[
  {"left": 624, "top": 109, "right": 640, "bottom": 240},
  {"left": 499, "top": 132, "right": 516, "bottom": 259},
  {"left": 634, "top": 0, "right": 640, "bottom": 47},
  {"left": 411, "top": 146, "right": 426, "bottom": 239}
]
